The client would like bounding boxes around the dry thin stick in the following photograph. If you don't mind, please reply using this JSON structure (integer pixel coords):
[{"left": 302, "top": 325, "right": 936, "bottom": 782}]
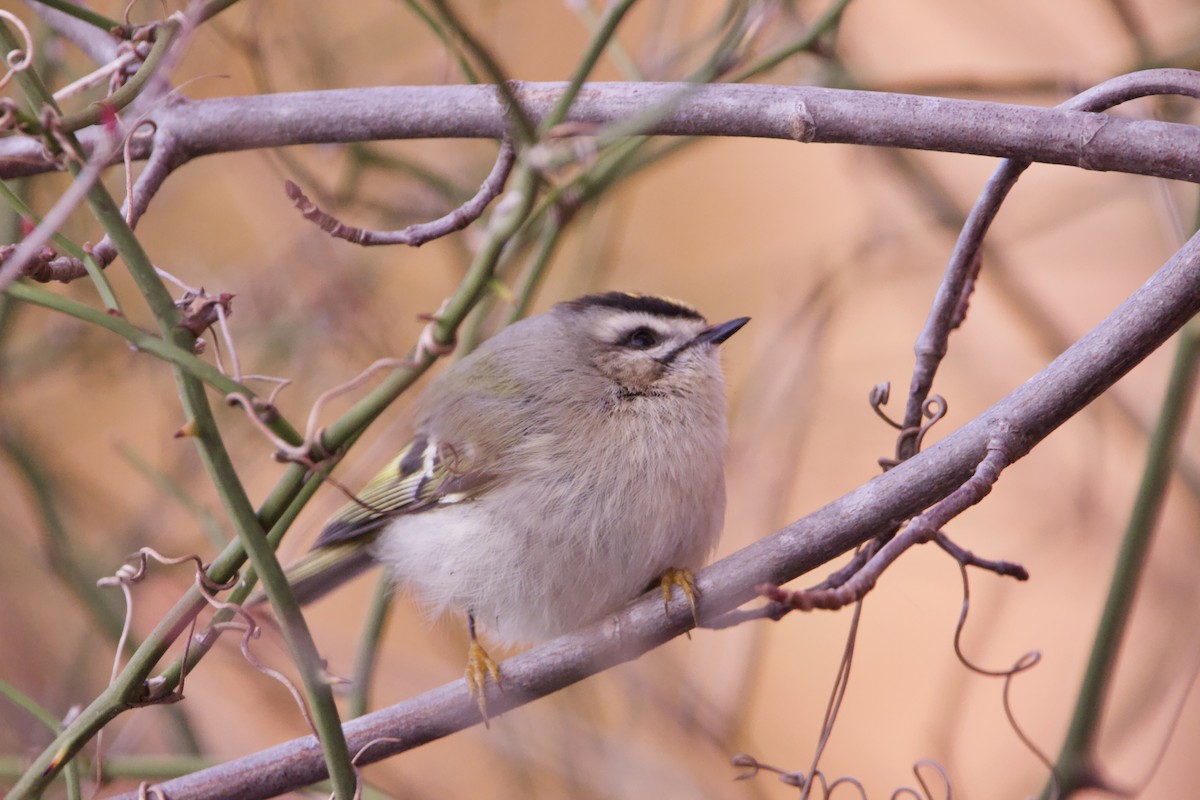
[
  {"left": 766, "top": 440, "right": 1011, "bottom": 613},
  {"left": 342, "top": 737, "right": 403, "bottom": 800},
  {"left": 136, "top": 782, "right": 168, "bottom": 800},
  {"left": 227, "top": 300, "right": 454, "bottom": 463},
  {"left": 193, "top": 590, "right": 320, "bottom": 742},
  {"left": 947, "top": 559, "right": 1057, "bottom": 796},
  {"left": 227, "top": 358, "right": 412, "bottom": 465},
  {"left": 286, "top": 138, "right": 516, "bottom": 247},
  {"left": 934, "top": 531, "right": 1028, "bottom": 581},
  {"left": 52, "top": 50, "right": 139, "bottom": 102},
  {"left": 800, "top": 600, "right": 865, "bottom": 799}
]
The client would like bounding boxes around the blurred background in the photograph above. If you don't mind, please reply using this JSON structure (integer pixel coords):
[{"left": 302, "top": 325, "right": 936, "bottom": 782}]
[{"left": 2, "top": 1, "right": 1199, "bottom": 797}]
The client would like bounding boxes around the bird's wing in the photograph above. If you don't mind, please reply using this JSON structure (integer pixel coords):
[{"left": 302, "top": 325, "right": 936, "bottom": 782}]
[{"left": 312, "top": 432, "right": 496, "bottom": 548}]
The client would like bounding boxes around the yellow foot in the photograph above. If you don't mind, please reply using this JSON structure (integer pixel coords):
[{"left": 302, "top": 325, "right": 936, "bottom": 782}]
[
  {"left": 659, "top": 566, "right": 700, "bottom": 626},
  {"left": 465, "top": 638, "right": 502, "bottom": 726}
]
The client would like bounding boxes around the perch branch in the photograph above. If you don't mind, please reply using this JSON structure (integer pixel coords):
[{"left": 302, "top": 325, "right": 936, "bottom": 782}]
[{"left": 6, "top": 76, "right": 1200, "bottom": 182}]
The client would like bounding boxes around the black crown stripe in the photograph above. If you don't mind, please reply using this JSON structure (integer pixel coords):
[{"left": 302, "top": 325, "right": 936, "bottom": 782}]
[{"left": 560, "top": 291, "right": 703, "bottom": 321}]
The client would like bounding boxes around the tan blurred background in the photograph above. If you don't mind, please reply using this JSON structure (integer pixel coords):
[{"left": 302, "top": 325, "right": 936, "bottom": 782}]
[{"left": 2, "top": 1, "right": 1199, "bottom": 798}]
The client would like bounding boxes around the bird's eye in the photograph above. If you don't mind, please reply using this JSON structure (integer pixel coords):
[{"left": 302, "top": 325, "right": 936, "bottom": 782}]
[{"left": 624, "top": 326, "right": 659, "bottom": 350}]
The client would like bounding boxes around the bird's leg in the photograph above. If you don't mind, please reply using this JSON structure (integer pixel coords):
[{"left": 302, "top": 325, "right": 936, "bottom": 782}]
[
  {"left": 464, "top": 612, "right": 501, "bottom": 725},
  {"left": 659, "top": 567, "right": 699, "bottom": 626}
]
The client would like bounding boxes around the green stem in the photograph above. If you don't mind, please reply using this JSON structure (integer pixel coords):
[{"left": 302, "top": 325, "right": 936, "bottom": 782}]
[
  {"left": 507, "top": 212, "right": 566, "bottom": 324},
  {"left": 348, "top": 574, "right": 395, "bottom": 719},
  {"left": 570, "top": 1, "right": 644, "bottom": 80},
  {"left": 4, "top": 282, "right": 302, "bottom": 445},
  {"left": 1041, "top": 320, "right": 1200, "bottom": 798},
  {"left": 0, "top": 21, "right": 125, "bottom": 309},
  {"left": 426, "top": 0, "right": 535, "bottom": 143},
  {"left": 401, "top": 0, "right": 480, "bottom": 83},
  {"left": 176, "top": 370, "right": 357, "bottom": 800},
  {"left": 0, "top": 180, "right": 123, "bottom": 313},
  {"left": 0, "top": 677, "right": 61, "bottom": 732},
  {"left": 730, "top": 0, "right": 853, "bottom": 82},
  {"left": 26, "top": 0, "right": 123, "bottom": 33},
  {"left": 57, "top": 18, "right": 180, "bottom": 133},
  {"left": 0, "top": 429, "right": 128, "bottom": 646},
  {"left": 3, "top": 28, "right": 356, "bottom": 795},
  {"left": 542, "top": 0, "right": 639, "bottom": 132},
  {"left": 156, "top": 470, "right": 324, "bottom": 690}
]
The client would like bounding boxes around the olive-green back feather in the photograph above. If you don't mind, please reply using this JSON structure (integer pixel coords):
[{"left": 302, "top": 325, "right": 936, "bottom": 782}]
[{"left": 314, "top": 432, "right": 495, "bottom": 548}]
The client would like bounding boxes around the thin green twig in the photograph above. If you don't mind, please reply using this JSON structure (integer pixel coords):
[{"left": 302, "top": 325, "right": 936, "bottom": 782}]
[
  {"left": 177, "top": 372, "right": 357, "bottom": 800},
  {"left": 26, "top": 0, "right": 123, "bottom": 33},
  {"left": 2, "top": 30, "right": 357, "bottom": 797},
  {"left": 730, "top": 0, "right": 853, "bottom": 82},
  {"left": 401, "top": 0, "right": 480, "bottom": 83},
  {"left": 116, "top": 442, "right": 230, "bottom": 549},
  {"left": 57, "top": 18, "right": 181, "bottom": 133},
  {"left": 542, "top": 0, "right": 639, "bottom": 132},
  {"left": 570, "top": 0, "right": 644, "bottom": 80},
  {"left": 0, "top": 41, "right": 123, "bottom": 311},
  {"left": 3, "top": 282, "right": 303, "bottom": 446},
  {"left": 1041, "top": 319, "right": 1200, "bottom": 799},
  {"left": 425, "top": 0, "right": 536, "bottom": 143},
  {"left": 348, "top": 574, "right": 395, "bottom": 719},
  {"left": 506, "top": 210, "right": 568, "bottom": 325},
  {"left": 0, "top": 429, "right": 128, "bottom": 645},
  {"left": 0, "top": 676, "right": 61, "bottom": 732}
]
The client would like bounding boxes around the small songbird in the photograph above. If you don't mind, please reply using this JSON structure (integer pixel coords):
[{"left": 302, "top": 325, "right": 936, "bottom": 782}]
[{"left": 285, "top": 292, "right": 748, "bottom": 714}]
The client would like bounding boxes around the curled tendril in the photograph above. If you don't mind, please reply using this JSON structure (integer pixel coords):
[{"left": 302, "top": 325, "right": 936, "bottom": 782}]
[
  {"left": 890, "top": 760, "right": 951, "bottom": 800},
  {"left": 913, "top": 394, "right": 948, "bottom": 449},
  {"left": 0, "top": 97, "right": 19, "bottom": 131},
  {"left": 0, "top": 11, "right": 33, "bottom": 92},
  {"left": 136, "top": 781, "right": 168, "bottom": 800},
  {"left": 881, "top": 394, "right": 948, "bottom": 470},
  {"left": 226, "top": 299, "right": 454, "bottom": 468},
  {"left": 731, "top": 754, "right": 806, "bottom": 787},
  {"left": 734, "top": 753, "right": 951, "bottom": 799},
  {"left": 870, "top": 381, "right": 903, "bottom": 429},
  {"left": 949, "top": 559, "right": 1059, "bottom": 797}
]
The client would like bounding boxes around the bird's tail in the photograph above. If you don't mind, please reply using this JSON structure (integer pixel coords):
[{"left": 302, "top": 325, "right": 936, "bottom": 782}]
[{"left": 246, "top": 537, "right": 379, "bottom": 607}]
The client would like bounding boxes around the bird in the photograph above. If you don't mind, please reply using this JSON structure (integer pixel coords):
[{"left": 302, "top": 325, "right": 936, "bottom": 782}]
[{"left": 283, "top": 291, "right": 748, "bottom": 717}]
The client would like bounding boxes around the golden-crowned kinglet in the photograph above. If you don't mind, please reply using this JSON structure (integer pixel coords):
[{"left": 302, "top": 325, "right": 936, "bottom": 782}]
[{"left": 287, "top": 292, "right": 748, "bottom": 707}]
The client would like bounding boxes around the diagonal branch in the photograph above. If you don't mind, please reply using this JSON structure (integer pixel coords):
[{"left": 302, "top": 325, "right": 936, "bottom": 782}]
[
  {"left": 897, "top": 69, "right": 1200, "bottom": 459},
  {"left": 108, "top": 216, "right": 1200, "bottom": 800}
]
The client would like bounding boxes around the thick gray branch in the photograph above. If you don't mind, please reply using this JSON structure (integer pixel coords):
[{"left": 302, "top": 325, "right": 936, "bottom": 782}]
[
  {"left": 111, "top": 221, "right": 1200, "bottom": 800},
  {"left": 3, "top": 77, "right": 1200, "bottom": 181}
]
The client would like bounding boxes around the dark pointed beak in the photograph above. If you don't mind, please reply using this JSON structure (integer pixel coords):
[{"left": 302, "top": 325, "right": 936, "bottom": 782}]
[{"left": 697, "top": 316, "right": 750, "bottom": 346}]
